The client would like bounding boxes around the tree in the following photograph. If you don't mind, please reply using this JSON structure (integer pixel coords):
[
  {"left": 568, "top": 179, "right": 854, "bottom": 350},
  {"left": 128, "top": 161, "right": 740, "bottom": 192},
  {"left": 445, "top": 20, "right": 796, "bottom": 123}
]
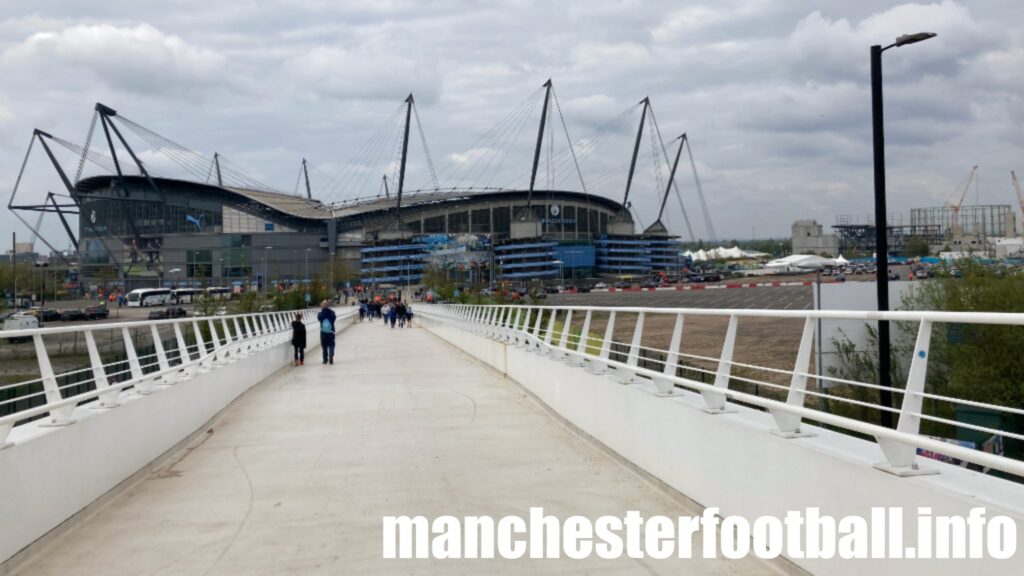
[{"left": 904, "top": 236, "right": 930, "bottom": 258}]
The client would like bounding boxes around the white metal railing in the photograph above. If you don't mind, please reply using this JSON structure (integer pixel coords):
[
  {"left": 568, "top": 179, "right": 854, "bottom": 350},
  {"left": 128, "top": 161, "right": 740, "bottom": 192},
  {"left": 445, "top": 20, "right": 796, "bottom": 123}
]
[
  {"left": 0, "top": 307, "right": 356, "bottom": 448},
  {"left": 419, "top": 303, "right": 1024, "bottom": 480}
]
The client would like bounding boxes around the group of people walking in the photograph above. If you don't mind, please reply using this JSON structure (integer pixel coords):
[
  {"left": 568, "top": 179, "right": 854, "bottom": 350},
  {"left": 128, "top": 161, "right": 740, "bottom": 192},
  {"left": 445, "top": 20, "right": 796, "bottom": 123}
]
[
  {"left": 291, "top": 298, "right": 413, "bottom": 367},
  {"left": 357, "top": 298, "right": 412, "bottom": 328}
]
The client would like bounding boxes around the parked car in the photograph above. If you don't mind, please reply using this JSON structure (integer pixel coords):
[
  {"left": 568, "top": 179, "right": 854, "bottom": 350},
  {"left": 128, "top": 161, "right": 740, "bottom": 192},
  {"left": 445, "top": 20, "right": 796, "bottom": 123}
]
[
  {"left": 593, "top": 281, "right": 608, "bottom": 290},
  {"left": 702, "top": 271, "right": 723, "bottom": 282},
  {"left": 544, "top": 285, "right": 560, "bottom": 294},
  {"left": 40, "top": 308, "right": 61, "bottom": 322},
  {"left": 60, "top": 309, "right": 86, "bottom": 321},
  {"left": 613, "top": 280, "right": 631, "bottom": 289},
  {"left": 83, "top": 306, "right": 109, "bottom": 320},
  {"left": 148, "top": 309, "right": 167, "bottom": 320},
  {"left": 640, "top": 279, "right": 660, "bottom": 289},
  {"left": 834, "top": 273, "right": 846, "bottom": 283},
  {"left": 165, "top": 307, "right": 188, "bottom": 318}
]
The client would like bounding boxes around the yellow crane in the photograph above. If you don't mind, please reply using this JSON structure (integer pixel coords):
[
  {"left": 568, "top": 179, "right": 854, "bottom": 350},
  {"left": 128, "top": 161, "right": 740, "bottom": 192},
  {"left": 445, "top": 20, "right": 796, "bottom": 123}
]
[
  {"left": 1013, "top": 171, "right": 1024, "bottom": 235},
  {"left": 944, "top": 165, "right": 978, "bottom": 238}
]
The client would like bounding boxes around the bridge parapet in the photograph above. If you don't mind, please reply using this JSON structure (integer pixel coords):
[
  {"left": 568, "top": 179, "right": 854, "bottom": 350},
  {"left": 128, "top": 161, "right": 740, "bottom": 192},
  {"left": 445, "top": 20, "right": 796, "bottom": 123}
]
[
  {"left": 0, "top": 306, "right": 355, "bottom": 565},
  {"left": 417, "top": 303, "right": 1024, "bottom": 575},
  {"left": 423, "top": 303, "right": 1024, "bottom": 478}
]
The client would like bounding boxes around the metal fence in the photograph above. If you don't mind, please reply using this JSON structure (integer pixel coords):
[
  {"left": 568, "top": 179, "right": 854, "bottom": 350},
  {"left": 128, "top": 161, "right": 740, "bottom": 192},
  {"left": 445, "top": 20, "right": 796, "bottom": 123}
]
[
  {"left": 420, "top": 303, "right": 1024, "bottom": 480},
  {"left": 0, "top": 307, "right": 355, "bottom": 448}
]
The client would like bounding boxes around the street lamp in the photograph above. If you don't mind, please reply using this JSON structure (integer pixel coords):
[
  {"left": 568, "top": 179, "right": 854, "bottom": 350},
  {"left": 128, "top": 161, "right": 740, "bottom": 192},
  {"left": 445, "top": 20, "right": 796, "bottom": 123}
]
[
  {"left": 263, "top": 246, "right": 272, "bottom": 301},
  {"left": 553, "top": 259, "right": 564, "bottom": 288},
  {"left": 871, "top": 31, "right": 936, "bottom": 429}
]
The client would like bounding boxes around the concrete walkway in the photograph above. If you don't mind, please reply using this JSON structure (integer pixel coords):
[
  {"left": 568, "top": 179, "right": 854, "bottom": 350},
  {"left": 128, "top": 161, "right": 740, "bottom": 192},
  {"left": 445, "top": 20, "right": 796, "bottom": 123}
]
[{"left": 17, "top": 321, "right": 792, "bottom": 575}]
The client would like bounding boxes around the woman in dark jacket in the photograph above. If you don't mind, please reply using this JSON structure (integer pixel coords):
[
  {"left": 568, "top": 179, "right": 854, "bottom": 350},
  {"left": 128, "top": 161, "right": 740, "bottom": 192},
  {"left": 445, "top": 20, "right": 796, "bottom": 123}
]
[{"left": 291, "top": 312, "right": 307, "bottom": 366}]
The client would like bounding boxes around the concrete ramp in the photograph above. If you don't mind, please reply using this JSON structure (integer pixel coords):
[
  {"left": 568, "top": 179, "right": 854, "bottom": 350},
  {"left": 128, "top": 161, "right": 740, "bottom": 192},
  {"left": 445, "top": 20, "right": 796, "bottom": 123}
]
[{"left": 13, "top": 322, "right": 789, "bottom": 575}]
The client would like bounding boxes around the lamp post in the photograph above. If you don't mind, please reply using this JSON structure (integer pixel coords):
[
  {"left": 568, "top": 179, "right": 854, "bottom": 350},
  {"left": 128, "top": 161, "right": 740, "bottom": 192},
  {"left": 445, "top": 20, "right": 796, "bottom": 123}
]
[
  {"left": 263, "top": 246, "right": 272, "bottom": 301},
  {"left": 871, "top": 31, "right": 936, "bottom": 429},
  {"left": 553, "top": 259, "right": 564, "bottom": 288}
]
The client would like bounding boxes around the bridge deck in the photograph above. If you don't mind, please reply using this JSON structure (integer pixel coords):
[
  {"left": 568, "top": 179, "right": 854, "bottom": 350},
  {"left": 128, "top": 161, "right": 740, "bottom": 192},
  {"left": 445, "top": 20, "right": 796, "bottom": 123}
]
[{"left": 17, "top": 321, "right": 788, "bottom": 575}]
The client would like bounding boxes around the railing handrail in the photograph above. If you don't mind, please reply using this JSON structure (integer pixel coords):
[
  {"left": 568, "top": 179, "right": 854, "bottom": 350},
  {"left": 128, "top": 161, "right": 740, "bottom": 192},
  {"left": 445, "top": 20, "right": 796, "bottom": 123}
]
[
  {"left": 419, "top": 303, "right": 1024, "bottom": 481},
  {"left": 451, "top": 303, "right": 1024, "bottom": 326},
  {"left": 0, "top": 306, "right": 357, "bottom": 446}
]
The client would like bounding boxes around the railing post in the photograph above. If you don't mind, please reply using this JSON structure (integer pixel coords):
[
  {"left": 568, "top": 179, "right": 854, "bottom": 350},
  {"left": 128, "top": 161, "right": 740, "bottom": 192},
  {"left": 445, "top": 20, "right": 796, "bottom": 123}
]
[
  {"left": 33, "top": 334, "right": 75, "bottom": 425},
  {"left": 618, "top": 311, "right": 646, "bottom": 384},
  {"left": 192, "top": 320, "right": 211, "bottom": 371},
  {"left": 876, "top": 320, "right": 938, "bottom": 476},
  {"left": 540, "top": 309, "right": 558, "bottom": 355},
  {"left": 569, "top": 309, "right": 592, "bottom": 366},
  {"left": 557, "top": 310, "right": 573, "bottom": 359},
  {"left": 700, "top": 315, "right": 738, "bottom": 413},
  {"left": 531, "top": 307, "right": 544, "bottom": 347},
  {"left": 208, "top": 319, "right": 226, "bottom": 365},
  {"left": 652, "top": 313, "right": 683, "bottom": 395},
  {"left": 220, "top": 317, "right": 236, "bottom": 358},
  {"left": 233, "top": 317, "right": 247, "bottom": 354},
  {"left": 150, "top": 324, "right": 174, "bottom": 384},
  {"left": 84, "top": 329, "right": 119, "bottom": 408},
  {"left": 173, "top": 322, "right": 196, "bottom": 379},
  {"left": 518, "top": 307, "right": 533, "bottom": 347},
  {"left": 122, "top": 326, "right": 152, "bottom": 394},
  {"left": 770, "top": 317, "right": 816, "bottom": 437},
  {"left": 588, "top": 310, "right": 616, "bottom": 374},
  {"left": 508, "top": 307, "right": 522, "bottom": 342}
]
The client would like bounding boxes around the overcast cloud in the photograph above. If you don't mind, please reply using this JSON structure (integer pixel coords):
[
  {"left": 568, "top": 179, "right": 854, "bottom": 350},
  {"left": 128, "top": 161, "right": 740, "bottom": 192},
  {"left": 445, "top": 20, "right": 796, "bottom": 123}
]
[{"left": 1, "top": 0, "right": 1022, "bottom": 250}]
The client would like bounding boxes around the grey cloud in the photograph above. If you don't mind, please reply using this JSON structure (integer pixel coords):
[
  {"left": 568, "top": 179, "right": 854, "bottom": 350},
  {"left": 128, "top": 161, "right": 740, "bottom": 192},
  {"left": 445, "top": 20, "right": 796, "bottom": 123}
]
[{"left": 1, "top": 0, "right": 1022, "bottom": 248}]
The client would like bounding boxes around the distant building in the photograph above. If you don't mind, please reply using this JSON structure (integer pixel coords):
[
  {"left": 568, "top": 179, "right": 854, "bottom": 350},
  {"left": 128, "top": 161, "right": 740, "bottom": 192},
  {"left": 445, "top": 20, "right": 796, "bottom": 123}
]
[
  {"left": 791, "top": 220, "right": 838, "bottom": 257},
  {"left": 910, "top": 205, "right": 1016, "bottom": 239}
]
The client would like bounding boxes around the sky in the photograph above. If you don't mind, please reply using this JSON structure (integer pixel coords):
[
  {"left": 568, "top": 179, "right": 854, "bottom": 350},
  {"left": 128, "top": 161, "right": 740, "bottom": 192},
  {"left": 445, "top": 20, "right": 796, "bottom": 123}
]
[{"left": 1, "top": 0, "right": 1022, "bottom": 252}]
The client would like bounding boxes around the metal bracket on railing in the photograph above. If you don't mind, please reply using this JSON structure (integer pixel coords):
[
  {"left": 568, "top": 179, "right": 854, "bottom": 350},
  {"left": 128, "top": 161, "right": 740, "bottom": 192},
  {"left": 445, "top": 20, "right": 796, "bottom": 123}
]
[
  {"left": 193, "top": 320, "right": 212, "bottom": 371},
  {"left": 556, "top": 310, "right": 573, "bottom": 360},
  {"left": 652, "top": 313, "right": 684, "bottom": 396},
  {"left": 616, "top": 312, "right": 647, "bottom": 384},
  {"left": 701, "top": 315, "right": 738, "bottom": 414},
  {"left": 517, "top": 308, "right": 533, "bottom": 348},
  {"left": 84, "top": 330, "right": 120, "bottom": 408},
  {"left": 568, "top": 310, "right": 593, "bottom": 367},
  {"left": 530, "top": 308, "right": 545, "bottom": 352},
  {"left": 770, "top": 317, "right": 816, "bottom": 437},
  {"left": 122, "top": 327, "right": 153, "bottom": 395},
  {"left": 150, "top": 324, "right": 175, "bottom": 385},
  {"left": 33, "top": 334, "right": 75, "bottom": 425},
  {"left": 588, "top": 311, "right": 616, "bottom": 374},
  {"left": 173, "top": 323, "right": 196, "bottom": 380},
  {"left": 875, "top": 320, "right": 938, "bottom": 477},
  {"left": 540, "top": 309, "right": 558, "bottom": 355}
]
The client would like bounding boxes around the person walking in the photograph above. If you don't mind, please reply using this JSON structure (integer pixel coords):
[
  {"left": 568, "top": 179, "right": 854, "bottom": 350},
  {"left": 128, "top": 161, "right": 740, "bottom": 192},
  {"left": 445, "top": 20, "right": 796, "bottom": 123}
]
[
  {"left": 317, "top": 300, "right": 336, "bottom": 365},
  {"left": 387, "top": 301, "right": 397, "bottom": 328},
  {"left": 291, "top": 312, "right": 306, "bottom": 366},
  {"left": 405, "top": 302, "right": 413, "bottom": 327},
  {"left": 358, "top": 300, "right": 367, "bottom": 322},
  {"left": 396, "top": 301, "right": 407, "bottom": 328}
]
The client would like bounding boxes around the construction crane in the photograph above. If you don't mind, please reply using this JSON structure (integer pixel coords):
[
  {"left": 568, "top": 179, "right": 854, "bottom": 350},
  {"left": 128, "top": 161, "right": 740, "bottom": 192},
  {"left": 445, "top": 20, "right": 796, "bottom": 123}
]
[
  {"left": 1013, "top": 171, "right": 1024, "bottom": 235},
  {"left": 944, "top": 165, "right": 978, "bottom": 238}
]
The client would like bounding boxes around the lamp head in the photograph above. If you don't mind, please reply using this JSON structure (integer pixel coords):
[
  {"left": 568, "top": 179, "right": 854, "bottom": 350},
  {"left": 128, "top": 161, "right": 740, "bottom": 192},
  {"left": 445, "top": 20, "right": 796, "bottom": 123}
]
[{"left": 894, "top": 32, "right": 937, "bottom": 47}]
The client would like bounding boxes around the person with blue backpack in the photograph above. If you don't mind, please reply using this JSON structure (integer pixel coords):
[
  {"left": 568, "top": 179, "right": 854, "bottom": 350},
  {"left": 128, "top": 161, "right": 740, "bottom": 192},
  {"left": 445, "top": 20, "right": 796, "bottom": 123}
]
[{"left": 317, "top": 300, "right": 337, "bottom": 365}]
